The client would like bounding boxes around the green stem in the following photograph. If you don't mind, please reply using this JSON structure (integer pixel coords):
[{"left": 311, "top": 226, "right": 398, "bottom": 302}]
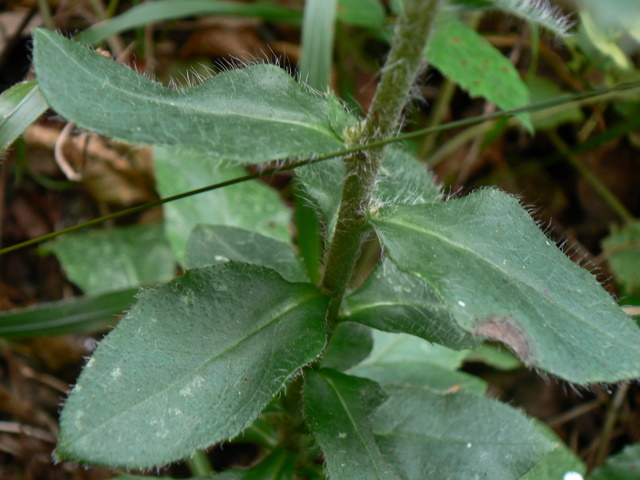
[
  {"left": 320, "top": 0, "right": 443, "bottom": 329},
  {"left": 187, "top": 450, "right": 214, "bottom": 476}
]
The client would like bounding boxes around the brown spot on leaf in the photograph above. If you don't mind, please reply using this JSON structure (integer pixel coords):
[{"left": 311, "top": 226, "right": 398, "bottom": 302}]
[
  {"left": 475, "top": 316, "right": 532, "bottom": 362},
  {"left": 451, "top": 37, "right": 462, "bottom": 44}
]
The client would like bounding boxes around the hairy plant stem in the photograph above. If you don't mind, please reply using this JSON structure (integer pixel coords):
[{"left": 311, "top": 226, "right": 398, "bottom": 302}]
[{"left": 320, "top": 0, "right": 442, "bottom": 330}]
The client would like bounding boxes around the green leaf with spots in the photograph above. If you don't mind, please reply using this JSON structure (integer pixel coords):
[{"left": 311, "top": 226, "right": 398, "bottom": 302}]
[
  {"left": 33, "top": 29, "right": 348, "bottom": 164},
  {"left": 56, "top": 263, "right": 328, "bottom": 468},
  {"left": 370, "top": 188, "right": 640, "bottom": 384},
  {"left": 426, "top": 17, "right": 532, "bottom": 130}
]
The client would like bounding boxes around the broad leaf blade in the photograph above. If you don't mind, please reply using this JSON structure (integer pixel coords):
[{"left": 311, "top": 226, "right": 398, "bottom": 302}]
[
  {"left": 0, "top": 288, "right": 136, "bottom": 338},
  {"left": 343, "top": 259, "right": 475, "bottom": 349},
  {"left": 370, "top": 188, "right": 640, "bottom": 384},
  {"left": 56, "top": 263, "right": 328, "bottom": 468},
  {"left": 349, "top": 329, "right": 486, "bottom": 395},
  {"left": 185, "top": 225, "right": 307, "bottom": 283},
  {"left": 0, "top": 80, "right": 49, "bottom": 152},
  {"left": 426, "top": 17, "right": 532, "bottom": 130},
  {"left": 304, "top": 369, "right": 400, "bottom": 480},
  {"left": 44, "top": 224, "right": 176, "bottom": 295},
  {"left": 34, "top": 29, "right": 347, "bottom": 164},
  {"left": 372, "top": 386, "right": 566, "bottom": 479},
  {"left": 321, "top": 322, "right": 373, "bottom": 371},
  {"left": 154, "top": 146, "right": 291, "bottom": 263}
]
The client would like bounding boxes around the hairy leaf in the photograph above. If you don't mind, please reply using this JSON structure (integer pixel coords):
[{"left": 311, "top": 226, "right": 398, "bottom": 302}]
[
  {"left": 154, "top": 146, "right": 290, "bottom": 263},
  {"left": 56, "top": 263, "right": 328, "bottom": 468},
  {"left": 343, "top": 259, "right": 475, "bottom": 349},
  {"left": 304, "top": 369, "right": 400, "bottom": 480},
  {"left": 370, "top": 188, "right": 640, "bottom": 384},
  {"left": 372, "top": 386, "right": 569, "bottom": 479},
  {"left": 33, "top": 29, "right": 348, "bottom": 164},
  {"left": 185, "top": 225, "right": 307, "bottom": 283},
  {"left": 296, "top": 146, "right": 440, "bottom": 240},
  {"left": 44, "top": 224, "right": 175, "bottom": 295}
]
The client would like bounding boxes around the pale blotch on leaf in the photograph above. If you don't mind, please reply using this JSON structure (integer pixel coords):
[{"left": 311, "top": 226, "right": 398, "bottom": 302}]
[{"left": 475, "top": 316, "right": 532, "bottom": 362}]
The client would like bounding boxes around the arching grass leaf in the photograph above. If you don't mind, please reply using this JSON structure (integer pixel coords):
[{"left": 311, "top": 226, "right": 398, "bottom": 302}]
[{"left": 0, "top": 80, "right": 48, "bottom": 152}]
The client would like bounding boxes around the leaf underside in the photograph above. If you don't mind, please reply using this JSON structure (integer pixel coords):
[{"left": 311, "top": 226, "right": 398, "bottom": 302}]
[
  {"left": 371, "top": 188, "right": 640, "bottom": 384},
  {"left": 56, "top": 263, "right": 328, "bottom": 468}
]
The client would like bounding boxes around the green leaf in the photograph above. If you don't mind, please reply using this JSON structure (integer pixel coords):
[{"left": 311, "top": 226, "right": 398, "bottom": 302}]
[
  {"left": 56, "top": 263, "right": 328, "bottom": 468},
  {"left": 590, "top": 442, "right": 640, "bottom": 480},
  {"left": 337, "top": 0, "right": 386, "bottom": 27},
  {"left": 44, "top": 224, "right": 176, "bottom": 295},
  {"left": 371, "top": 386, "right": 563, "bottom": 479},
  {"left": 154, "top": 147, "right": 291, "bottom": 263},
  {"left": 216, "top": 448, "right": 298, "bottom": 480},
  {"left": 602, "top": 221, "right": 640, "bottom": 296},
  {"left": 426, "top": 17, "right": 532, "bottom": 130},
  {"left": 349, "top": 329, "right": 486, "bottom": 395},
  {"left": 342, "top": 259, "right": 475, "bottom": 349},
  {"left": 185, "top": 225, "right": 307, "bottom": 283},
  {"left": 296, "top": 146, "right": 440, "bottom": 240},
  {"left": 33, "top": 29, "right": 347, "bottom": 164},
  {"left": 299, "top": 0, "right": 337, "bottom": 91},
  {"left": 77, "top": 1, "right": 302, "bottom": 45},
  {"left": 527, "top": 76, "right": 584, "bottom": 131},
  {"left": 370, "top": 188, "right": 640, "bottom": 384},
  {"left": 0, "top": 80, "right": 49, "bottom": 152},
  {"left": 321, "top": 322, "right": 373, "bottom": 371},
  {"left": 489, "top": 0, "right": 572, "bottom": 37},
  {"left": 0, "top": 288, "right": 136, "bottom": 338},
  {"left": 464, "top": 343, "right": 521, "bottom": 371},
  {"left": 304, "top": 369, "right": 400, "bottom": 480}
]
